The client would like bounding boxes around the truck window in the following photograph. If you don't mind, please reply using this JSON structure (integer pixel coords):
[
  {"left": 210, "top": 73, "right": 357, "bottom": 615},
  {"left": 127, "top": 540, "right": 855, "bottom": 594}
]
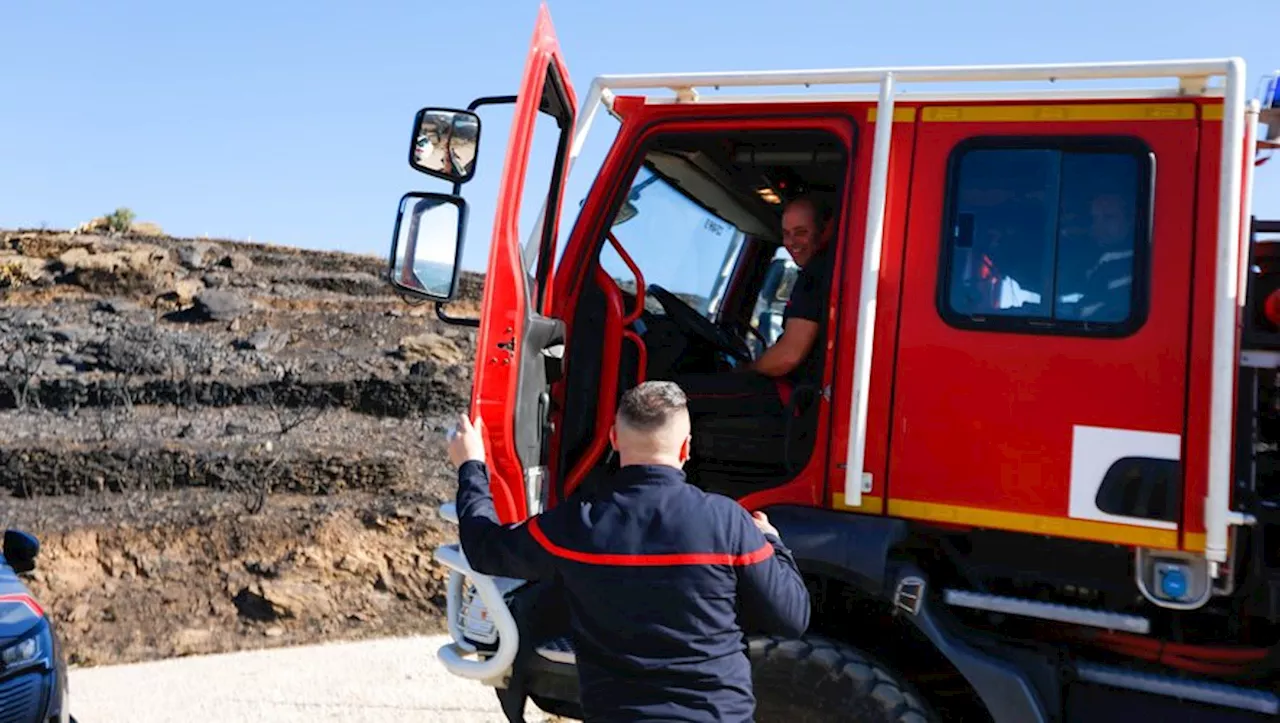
[
  {"left": 939, "top": 138, "right": 1152, "bottom": 334},
  {"left": 746, "top": 246, "right": 799, "bottom": 356},
  {"left": 600, "top": 166, "right": 747, "bottom": 319}
]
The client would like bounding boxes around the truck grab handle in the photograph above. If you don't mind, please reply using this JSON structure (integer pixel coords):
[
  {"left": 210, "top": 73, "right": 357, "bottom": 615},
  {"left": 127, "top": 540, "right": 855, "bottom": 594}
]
[{"left": 433, "top": 543, "right": 521, "bottom": 682}]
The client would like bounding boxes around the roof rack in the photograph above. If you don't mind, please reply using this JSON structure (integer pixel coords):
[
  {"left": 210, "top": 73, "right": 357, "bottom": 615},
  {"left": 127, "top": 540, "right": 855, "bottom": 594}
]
[{"left": 596, "top": 59, "right": 1227, "bottom": 104}]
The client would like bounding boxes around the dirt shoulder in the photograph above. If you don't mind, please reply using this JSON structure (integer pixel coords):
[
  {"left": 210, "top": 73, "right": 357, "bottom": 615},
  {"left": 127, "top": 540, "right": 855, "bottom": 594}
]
[{"left": 4, "top": 489, "right": 454, "bottom": 666}]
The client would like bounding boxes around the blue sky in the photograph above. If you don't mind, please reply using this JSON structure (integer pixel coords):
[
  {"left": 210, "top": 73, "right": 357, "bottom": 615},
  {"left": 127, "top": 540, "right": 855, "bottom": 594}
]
[{"left": 2, "top": 0, "right": 1275, "bottom": 278}]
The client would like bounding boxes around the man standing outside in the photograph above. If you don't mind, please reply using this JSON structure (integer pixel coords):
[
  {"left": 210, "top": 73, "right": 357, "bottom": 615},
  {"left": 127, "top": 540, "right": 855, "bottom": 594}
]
[
  {"left": 447, "top": 381, "right": 811, "bottom": 722},
  {"left": 674, "top": 194, "right": 836, "bottom": 423}
]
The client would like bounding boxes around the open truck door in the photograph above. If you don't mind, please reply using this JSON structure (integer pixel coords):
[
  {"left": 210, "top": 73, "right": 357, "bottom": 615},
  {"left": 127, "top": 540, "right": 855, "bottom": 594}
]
[
  {"left": 385, "top": 2, "right": 576, "bottom": 685},
  {"left": 389, "top": 2, "right": 576, "bottom": 526}
]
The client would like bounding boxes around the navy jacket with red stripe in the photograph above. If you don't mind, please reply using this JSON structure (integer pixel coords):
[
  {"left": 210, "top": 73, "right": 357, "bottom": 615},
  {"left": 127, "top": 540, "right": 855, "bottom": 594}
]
[{"left": 456, "top": 460, "right": 811, "bottom": 722}]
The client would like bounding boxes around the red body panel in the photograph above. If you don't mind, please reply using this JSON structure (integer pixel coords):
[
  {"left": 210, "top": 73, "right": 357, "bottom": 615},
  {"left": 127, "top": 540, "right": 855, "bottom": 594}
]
[
  {"left": 471, "top": 3, "right": 576, "bottom": 524},
  {"left": 1183, "top": 108, "right": 1222, "bottom": 552},
  {"left": 531, "top": 92, "right": 1247, "bottom": 553},
  {"left": 888, "top": 104, "right": 1201, "bottom": 548},
  {"left": 820, "top": 107, "right": 920, "bottom": 517}
]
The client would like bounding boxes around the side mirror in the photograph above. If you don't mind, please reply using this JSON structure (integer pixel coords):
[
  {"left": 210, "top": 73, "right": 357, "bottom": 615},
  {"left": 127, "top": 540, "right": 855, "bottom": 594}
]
[
  {"left": 3, "top": 529, "right": 39, "bottom": 574},
  {"left": 388, "top": 192, "right": 469, "bottom": 302},
  {"left": 409, "top": 108, "right": 481, "bottom": 184}
]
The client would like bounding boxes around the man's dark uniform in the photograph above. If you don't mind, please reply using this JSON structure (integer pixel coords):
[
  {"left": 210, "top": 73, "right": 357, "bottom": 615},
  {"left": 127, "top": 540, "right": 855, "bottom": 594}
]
[
  {"left": 676, "top": 244, "right": 834, "bottom": 420},
  {"left": 1075, "top": 248, "right": 1134, "bottom": 322},
  {"left": 456, "top": 460, "right": 811, "bottom": 722}
]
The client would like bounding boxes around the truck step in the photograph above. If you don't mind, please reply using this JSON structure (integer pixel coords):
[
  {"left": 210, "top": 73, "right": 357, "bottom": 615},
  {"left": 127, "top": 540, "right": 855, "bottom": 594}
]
[
  {"left": 943, "top": 589, "right": 1151, "bottom": 635},
  {"left": 536, "top": 636, "right": 576, "bottom": 665},
  {"left": 1076, "top": 660, "right": 1279, "bottom": 715}
]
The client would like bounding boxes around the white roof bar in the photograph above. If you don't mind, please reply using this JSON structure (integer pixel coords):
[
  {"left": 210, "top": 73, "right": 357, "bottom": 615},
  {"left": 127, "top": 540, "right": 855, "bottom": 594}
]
[
  {"left": 593, "top": 58, "right": 1235, "bottom": 94},
  {"left": 569, "top": 81, "right": 613, "bottom": 166},
  {"left": 636, "top": 87, "right": 1225, "bottom": 106},
  {"left": 844, "top": 72, "right": 896, "bottom": 511},
  {"left": 1207, "top": 60, "right": 1254, "bottom": 570}
]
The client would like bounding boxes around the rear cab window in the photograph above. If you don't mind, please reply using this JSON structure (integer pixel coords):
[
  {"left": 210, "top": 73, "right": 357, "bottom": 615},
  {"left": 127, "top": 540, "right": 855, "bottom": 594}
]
[{"left": 938, "top": 137, "right": 1154, "bottom": 336}]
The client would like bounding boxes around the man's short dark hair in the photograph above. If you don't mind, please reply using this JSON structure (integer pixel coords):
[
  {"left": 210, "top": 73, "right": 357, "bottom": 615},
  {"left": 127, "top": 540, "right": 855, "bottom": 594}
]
[
  {"left": 617, "top": 381, "right": 688, "bottom": 432},
  {"left": 785, "top": 193, "right": 834, "bottom": 228}
]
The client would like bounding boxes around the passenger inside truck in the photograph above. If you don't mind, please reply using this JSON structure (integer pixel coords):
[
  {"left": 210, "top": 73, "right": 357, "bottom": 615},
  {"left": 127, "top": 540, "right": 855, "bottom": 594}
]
[
  {"left": 945, "top": 146, "right": 1141, "bottom": 327},
  {"left": 1055, "top": 189, "right": 1137, "bottom": 322},
  {"left": 949, "top": 151, "right": 1057, "bottom": 316},
  {"left": 556, "top": 129, "right": 848, "bottom": 501}
]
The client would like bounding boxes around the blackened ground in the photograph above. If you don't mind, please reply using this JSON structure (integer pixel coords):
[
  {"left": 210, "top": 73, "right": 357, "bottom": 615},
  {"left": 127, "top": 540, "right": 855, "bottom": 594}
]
[{"left": 0, "top": 228, "right": 485, "bottom": 665}]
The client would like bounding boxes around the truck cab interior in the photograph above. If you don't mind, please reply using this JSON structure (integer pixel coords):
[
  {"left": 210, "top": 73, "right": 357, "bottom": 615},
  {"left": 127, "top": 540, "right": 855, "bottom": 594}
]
[{"left": 554, "top": 128, "right": 849, "bottom": 503}]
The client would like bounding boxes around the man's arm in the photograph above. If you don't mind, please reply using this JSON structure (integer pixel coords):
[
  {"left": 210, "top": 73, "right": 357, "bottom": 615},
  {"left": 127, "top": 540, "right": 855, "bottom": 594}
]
[
  {"left": 750, "top": 317, "right": 818, "bottom": 377},
  {"left": 449, "top": 415, "right": 556, "bottom": 582},
  {"left": 455, "top": 460, "right": 556, "bottom": 581},
  {"left": 735, "top": 512, "right": 811, "bottom": 638},
  {"left": 750, "top": 262, "right": 825, "bottom": 378}
]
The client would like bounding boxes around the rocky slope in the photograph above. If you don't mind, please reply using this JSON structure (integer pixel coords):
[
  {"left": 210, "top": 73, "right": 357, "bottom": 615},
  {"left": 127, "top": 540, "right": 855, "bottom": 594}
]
[{"left": 0, "top": 228, "right": 484, "bottom": 666}]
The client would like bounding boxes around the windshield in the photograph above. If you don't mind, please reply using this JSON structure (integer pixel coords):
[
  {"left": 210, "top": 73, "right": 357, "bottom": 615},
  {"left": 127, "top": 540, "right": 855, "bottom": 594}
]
[{"left": 599, "top": 166, "right": 746, "bottom": 318}]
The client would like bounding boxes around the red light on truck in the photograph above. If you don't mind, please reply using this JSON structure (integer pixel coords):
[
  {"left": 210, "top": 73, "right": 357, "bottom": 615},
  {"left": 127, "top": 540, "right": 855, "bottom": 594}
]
[{"left": 1265, "top": 289, "right": 1280, "bottom": 328}]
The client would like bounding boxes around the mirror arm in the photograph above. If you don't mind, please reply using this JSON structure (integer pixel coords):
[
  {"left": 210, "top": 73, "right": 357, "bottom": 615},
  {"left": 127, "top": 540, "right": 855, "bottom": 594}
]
[
  {"left": 397, "top": 96, "right": 518, "bottom": 328},
  {"left": 453, "top": 96, "right": 520, "bottom": 195},
  {"left": 436, "top": 302, "right": 481, "bottom": 328},
  {"left": 467, "top": 95, "right": 519, "bottom": 112}
]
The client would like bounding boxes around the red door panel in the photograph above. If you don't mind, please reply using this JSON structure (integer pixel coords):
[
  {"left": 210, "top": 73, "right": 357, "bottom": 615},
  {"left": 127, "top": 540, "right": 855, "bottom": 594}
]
[
  {"left": 823, "top": 106, "right": 919, "bottom": 516},
  {"left": 888, "top": 103, "right": 1200, "bottom": 549},
  {"left": 472, "top": 2, "right": 576, "bottom": 524}
]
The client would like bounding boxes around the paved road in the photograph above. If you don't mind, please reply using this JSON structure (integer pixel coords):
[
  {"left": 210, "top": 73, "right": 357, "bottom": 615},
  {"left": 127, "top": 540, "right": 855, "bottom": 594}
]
[{"left": 68, "top": 634, "right": 565, "bottom": 722}]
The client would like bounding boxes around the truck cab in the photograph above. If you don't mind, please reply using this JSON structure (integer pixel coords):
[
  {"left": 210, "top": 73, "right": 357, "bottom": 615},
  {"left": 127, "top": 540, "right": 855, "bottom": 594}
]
[{"left": 388, "top": 5, "right": 1280, "bottom": 721}]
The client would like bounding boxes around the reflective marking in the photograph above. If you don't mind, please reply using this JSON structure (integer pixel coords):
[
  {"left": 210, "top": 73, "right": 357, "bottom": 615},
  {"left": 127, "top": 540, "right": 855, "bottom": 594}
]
[{"left": 922, "top": 103, "right": 1196, "bottom": 123}]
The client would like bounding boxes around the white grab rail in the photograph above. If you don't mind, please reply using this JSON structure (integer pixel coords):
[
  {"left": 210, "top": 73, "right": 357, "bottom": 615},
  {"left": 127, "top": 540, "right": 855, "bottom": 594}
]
[{"left": 433, "top": 542, "right": 521, "bottom": 681}]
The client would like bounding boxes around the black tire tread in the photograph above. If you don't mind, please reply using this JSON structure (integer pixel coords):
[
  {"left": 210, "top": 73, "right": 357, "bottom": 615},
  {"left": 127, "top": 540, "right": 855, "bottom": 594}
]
[{"left": 749, "top": 634, "right": 937, "bottom": 723}]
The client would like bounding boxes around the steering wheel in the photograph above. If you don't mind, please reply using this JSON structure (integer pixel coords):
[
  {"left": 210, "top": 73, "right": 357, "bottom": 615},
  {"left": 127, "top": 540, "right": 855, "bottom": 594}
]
[{"left": 647, "top": 284, "right": 753, "bottom": 363}]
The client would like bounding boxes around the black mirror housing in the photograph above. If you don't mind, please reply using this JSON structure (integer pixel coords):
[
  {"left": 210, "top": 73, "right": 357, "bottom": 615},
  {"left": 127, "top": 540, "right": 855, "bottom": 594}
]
[
  {"left": 388, "top": 192, "right": 469, "bottom": 303},
  {"left": 409, "top": 108, "right": 481, "bottom": 184}
]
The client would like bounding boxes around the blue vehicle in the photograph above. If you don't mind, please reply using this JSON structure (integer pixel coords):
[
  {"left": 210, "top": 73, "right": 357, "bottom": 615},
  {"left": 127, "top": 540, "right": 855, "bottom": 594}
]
[{"left": 0, "top": 529, "right": 73, "bottom": 723}]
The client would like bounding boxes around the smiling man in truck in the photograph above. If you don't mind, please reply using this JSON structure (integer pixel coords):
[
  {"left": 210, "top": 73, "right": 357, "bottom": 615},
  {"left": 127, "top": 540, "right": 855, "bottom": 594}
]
[
  {"left": 447, "top": 381, "right": 811, "bottom": 722},
  {"left": 674, "top": 194, "right": 836, "bottom": 432}
]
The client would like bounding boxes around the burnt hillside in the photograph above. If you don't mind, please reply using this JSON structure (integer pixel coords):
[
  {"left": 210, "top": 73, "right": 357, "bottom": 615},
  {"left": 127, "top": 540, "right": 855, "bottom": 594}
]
[{"left": 0, "top": 228, "right": 485, "bottom": 665}]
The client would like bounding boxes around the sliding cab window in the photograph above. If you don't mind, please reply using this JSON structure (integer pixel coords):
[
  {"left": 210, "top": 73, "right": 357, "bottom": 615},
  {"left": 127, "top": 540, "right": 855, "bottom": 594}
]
[{"left": 938, "top": 138, "right": 1154, "bottom": 336}]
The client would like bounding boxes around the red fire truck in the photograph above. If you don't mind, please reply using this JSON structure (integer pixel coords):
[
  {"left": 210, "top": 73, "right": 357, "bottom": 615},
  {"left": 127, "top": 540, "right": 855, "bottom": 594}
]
[{"left": 387, "top": 4, "right": 1280, "bottom": 721}]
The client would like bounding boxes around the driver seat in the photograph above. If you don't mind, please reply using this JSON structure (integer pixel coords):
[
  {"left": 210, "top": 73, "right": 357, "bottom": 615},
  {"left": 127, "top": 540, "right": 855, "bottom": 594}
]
[{"left": 687, "top": 377, "right": 821, "bottom": 494}]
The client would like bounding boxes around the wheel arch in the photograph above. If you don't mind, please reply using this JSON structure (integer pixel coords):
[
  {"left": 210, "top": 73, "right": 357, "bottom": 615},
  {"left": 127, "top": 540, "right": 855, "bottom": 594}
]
[
  {"left": 764, "top": 504, "right": 910, "bottom": 596},
  {"left": 796, "top": 569, "right": 994, "bottom": 722},
  {"left": 765, "top": 504, "right": 1002, "bottom": 722}
]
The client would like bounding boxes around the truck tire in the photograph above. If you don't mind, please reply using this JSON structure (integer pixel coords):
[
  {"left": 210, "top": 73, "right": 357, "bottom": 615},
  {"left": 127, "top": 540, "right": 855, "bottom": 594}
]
[{"left": 749, "top": 635, "right": 937, "bottom": 723}]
